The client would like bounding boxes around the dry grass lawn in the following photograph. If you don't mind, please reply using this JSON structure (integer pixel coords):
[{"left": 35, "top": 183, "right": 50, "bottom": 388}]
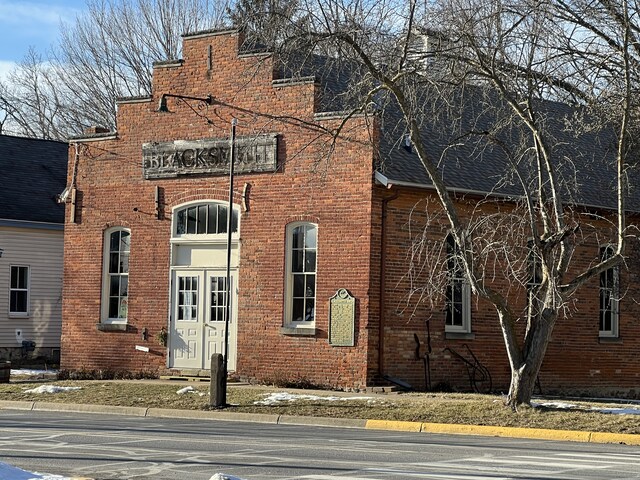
[{"left": 1, "top": 379, "right": 639, "bottom": 435}]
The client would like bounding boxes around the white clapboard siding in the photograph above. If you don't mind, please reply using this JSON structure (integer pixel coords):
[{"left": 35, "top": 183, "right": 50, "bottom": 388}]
[{"left": 0, "top": 226, "right": 64, "bottom": 348}]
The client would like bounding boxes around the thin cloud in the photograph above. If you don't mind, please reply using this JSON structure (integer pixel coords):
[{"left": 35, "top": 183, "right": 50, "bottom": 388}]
[{"left": 0, "top": 60, "right": 16, "bottom": 82}]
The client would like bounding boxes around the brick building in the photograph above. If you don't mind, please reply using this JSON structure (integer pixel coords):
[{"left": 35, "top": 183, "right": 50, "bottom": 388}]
[{"left": 61, "top": 29, "right": 640, "bottom": 397}]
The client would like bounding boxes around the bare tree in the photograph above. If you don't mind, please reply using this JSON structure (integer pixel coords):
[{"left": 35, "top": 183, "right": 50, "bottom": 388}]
[
  {"left": 0, "top": 0, "right": 229, "bottom": 139},
  {"left": 258, "top": 0, "right": 639, "bottom": 407}
]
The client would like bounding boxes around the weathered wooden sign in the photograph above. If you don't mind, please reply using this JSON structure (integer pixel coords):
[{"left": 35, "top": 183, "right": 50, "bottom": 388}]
[{"left": 142, "top": 134, "right": 278, "bottom": 179}]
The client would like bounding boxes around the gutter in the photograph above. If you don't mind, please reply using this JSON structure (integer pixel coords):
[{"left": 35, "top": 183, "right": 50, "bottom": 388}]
[{"left": 374, "top": 171, "right": 637, "bottom": 214}]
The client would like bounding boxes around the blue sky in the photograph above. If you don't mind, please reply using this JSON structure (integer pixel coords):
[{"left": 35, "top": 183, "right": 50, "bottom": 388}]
[{"left": 0, "top": 0, "right": 86, "bottom": 78}]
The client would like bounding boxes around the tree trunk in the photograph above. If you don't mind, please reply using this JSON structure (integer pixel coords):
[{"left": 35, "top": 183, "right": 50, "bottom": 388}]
[
  {"left": 507, "top": 363, "right": 539, "bottom": 407},
  {"left": 506, "top": 308, "right": 558, "bottom": 408}
]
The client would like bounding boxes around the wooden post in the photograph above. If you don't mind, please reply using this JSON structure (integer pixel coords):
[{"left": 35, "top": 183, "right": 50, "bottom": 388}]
[{"left": 210, "top": 353, "right": 225, "bottom": 408}]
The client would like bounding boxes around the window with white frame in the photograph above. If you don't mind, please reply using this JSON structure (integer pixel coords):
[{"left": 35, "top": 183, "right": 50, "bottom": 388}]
[
  {"left": 527, "top": 239, "right": 543, "bottom": 315},
  {"left": 9, "top": 265, "right": 29, "bottom": 315},
  {"left": 599, "top": 245, "right": 619, "bottom": 337},
  {"left": 102, "top": 228, "right": 130, "bottom": 323},
  {"left": 285, "top": 223, "right": 317, "bottom": 326},
  {"left": 174, "top": 202, "right": 238, "bottom": 236},
  {"left": 445, "top": 234, "right": 471, "bottom": 333}
]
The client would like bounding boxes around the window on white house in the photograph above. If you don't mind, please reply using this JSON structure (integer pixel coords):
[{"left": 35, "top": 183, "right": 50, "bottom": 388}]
[
  {"left": 9, "top": 265, "right": 29, "bottom": 315},
  {"left": 102, "top": 228, "right": 130, "bottom": 323},
  {"left": 286, "top": 223, "right": 317, "bottom": 326},
  {"left": 445, "top": 234, "right": 471, "bottom": 333},
  {"left": 599, "top": 245, "right": 619, "bottom": 338},
  {"left": 175, "top": 203, "right": 238, "bottom": 236}
]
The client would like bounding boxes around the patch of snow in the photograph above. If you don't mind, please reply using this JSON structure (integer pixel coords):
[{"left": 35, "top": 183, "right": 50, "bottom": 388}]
[
  {"left": 176, "top": 386, "right": 196, "bottom": 395},
  {"left": 209, "top": 474, "right": 247, "bottom": 480},
  {"left": 592, "top": 406, "right": 640, "bottom": 415},
  {"left": 532, "top": 401, "right": 577, "bottom": 410},
  {"left": 0, "top": 461, "right": 71, "bottom": 479},
  {"left": 254, "top": 392, "right": 373, "bottom": 405},
  {"left": 10, "top": 369, "right": 58, "bottom": 376},
  {"left": 23, "top": 385, "right": 82, "bottom": 394},
  {"left": 532, "top": 401, "right": 640, "bottom": 415}
]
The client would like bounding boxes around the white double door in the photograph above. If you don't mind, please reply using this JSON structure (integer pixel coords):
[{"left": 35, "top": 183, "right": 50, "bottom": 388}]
[{"left": 169, "top": 269, "right": 237, "bottom": 371}]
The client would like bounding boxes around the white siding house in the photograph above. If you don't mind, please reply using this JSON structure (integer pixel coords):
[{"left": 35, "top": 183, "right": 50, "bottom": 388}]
[{"left": 0, "top": 135, "right": 67, "bottom": 363}]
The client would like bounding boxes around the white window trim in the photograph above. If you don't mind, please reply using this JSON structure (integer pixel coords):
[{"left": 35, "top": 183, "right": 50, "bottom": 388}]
[
  {"left": 171, "top": 200, "right": 240, "bottom": 243},
  {"left": 445, "top": 281, "right": 471, "bottom": 333},
  {"left": 101, "top": 227, "right": 130, "bottom": 324},
  {"left": 9, "top": 264, "right": 30, "bottom": 317},
  {"left": 284, "top": 222, "right": 317, "bottom": 329},
  {"left": 599, "top": 244, "right": 619, "bottom": 338}
]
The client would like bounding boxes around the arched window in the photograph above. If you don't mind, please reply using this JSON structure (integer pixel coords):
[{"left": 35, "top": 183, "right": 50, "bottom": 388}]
[
  {"left": 285, "top": 222, "right": 317, "bottom": 327},
  {"left": 174, "top": 202, "right": 238, "bottom": 237},
  {"left": 101, "top": 228, "right": 130, "bottom": 323}
]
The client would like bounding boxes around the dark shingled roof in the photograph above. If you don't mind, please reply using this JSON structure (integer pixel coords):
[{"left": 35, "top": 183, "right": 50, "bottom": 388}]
[
  {"left": 376, "top": 89, "right": 640, "bottom": 211},
  {"left": 0, "top": 134, "right": 68, "bottom": 224},
  {"left": 291, "top": 53, "right": 639, "bottom": 211}
]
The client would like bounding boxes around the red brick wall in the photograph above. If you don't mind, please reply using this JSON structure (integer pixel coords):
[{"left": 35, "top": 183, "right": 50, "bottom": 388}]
[
  {"left": 378, "top": 186, "right": 640, "bottom": 397},
  {"left": 61, "top": 30, "right": 379, "bottom": 388}
]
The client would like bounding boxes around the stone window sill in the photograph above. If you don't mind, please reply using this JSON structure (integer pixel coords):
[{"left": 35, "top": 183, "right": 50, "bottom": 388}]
[
  {"left": 280, "top": 327, "right": 316, "bottom": 336},
  {"left": 445, "top": 331, "right": 475, "bottom": 340},
  {"left": 96, "top": 323, "right": 128, "bottom": 332},
  {"left": 598, "top": 336, "right": 622, "bottom": 344}
]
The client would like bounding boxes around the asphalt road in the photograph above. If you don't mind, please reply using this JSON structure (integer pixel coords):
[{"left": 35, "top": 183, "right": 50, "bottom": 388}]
[{"left": 1, "top": 410, "right": 640, "bottom": 480}]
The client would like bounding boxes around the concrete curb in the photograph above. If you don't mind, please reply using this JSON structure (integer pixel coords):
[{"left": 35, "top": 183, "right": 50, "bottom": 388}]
[{"left": 2, "top": 400, "right": 639, "bottom": 445}]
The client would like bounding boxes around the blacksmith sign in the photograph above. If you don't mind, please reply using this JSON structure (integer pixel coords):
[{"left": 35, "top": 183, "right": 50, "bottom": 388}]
[{"left": 142, "top": 134, "right": 278, "bottom": 179}]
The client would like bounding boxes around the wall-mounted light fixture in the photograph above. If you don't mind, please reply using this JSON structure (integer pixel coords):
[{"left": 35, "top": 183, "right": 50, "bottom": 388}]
[
  {"left": 0, "top": 247, "right": 4, "bottom": 258},
  {"left": 157, "top": 93, "right": 214, "bottom": 113}
]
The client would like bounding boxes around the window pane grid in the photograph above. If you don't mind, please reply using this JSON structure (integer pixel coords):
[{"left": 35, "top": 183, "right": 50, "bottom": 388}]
[
  {"left": 210, "top": 276, "right": 229, "bottom": 322},
  {"left": 106, "top": 230, "right": 130, "bottom": 320},
  {"left": 177, "top": 276, "right": 198, "bottom": 321},
  {"left": 289, "top": 224, "right": 317, "bottom": 324},
  {"left": 599, "top": 245, "right": 618, "bottom": 336},
  {"left": 9, "top": 266, "right": 29, "bottom": 314},
  {"left": 175, "top": 203, "right": 238, "bottom": 236}
]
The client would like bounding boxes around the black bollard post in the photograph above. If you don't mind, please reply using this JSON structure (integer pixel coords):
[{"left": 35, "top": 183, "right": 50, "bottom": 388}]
[{"left": 210, "top": 353, "right": 225, "bottom": 408}]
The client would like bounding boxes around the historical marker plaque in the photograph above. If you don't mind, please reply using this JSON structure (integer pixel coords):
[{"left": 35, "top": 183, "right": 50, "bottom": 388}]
[{"left": 329, "top": 288, "right": 355, "bottom": 347}]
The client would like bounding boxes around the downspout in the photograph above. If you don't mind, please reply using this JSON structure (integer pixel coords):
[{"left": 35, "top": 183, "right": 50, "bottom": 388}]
[{"left": 379, "top": 189, "right": 399, "bottom": 378}]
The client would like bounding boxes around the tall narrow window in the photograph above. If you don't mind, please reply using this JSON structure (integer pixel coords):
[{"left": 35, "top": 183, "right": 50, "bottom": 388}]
[
  {"left": 445, "top": 234, "right": 471, "bottom": 333},
  {"left": 9, "top": 265, "right": 29, "bottom": 315},
  {"left": 527, "top": 239, "right": 543, "bottom": 315},
  {"left": 102, "top": 228, "right": 130, "bottom": 323},
  {"left": 599, "top": 245, "right": 619, "bottom": 338},
  {"left": 286, "top": 223, "right": 317, "bottom": 326}
]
